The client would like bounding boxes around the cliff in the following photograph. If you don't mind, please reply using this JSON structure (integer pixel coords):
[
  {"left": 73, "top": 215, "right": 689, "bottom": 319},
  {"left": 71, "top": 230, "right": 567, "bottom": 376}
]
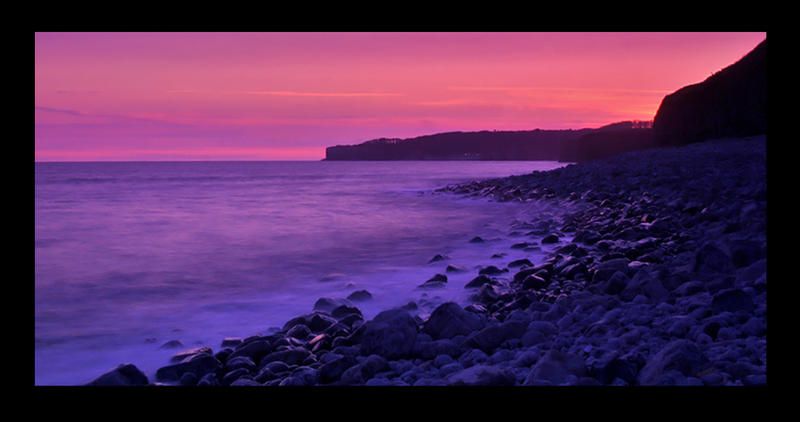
[{"left": 652, "top": 39, "right": 766, "bottom": 146}]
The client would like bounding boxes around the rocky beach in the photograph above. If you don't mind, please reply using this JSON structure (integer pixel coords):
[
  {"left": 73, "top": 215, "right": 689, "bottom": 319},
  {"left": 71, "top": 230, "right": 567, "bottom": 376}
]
[{"left": 88, "top": 134, "right": 767, "bottom": 387}]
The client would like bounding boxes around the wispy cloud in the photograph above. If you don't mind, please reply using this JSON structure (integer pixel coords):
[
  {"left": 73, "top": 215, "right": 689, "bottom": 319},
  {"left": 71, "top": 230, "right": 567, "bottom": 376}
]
[
  {"left": 447, "top": 86, "right": 672, "bottom": 95},
  {"left": 228, "top": 90, "right": 405, "bottom": 97},
  {"left": 167, "top": 89, "right": 405, "bottom": 97}
]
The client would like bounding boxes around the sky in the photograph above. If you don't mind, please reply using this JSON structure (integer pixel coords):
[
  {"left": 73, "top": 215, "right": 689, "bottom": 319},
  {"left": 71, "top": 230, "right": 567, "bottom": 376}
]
[{"left": 35, "top": 32, "right": 767, "bottom": 161}]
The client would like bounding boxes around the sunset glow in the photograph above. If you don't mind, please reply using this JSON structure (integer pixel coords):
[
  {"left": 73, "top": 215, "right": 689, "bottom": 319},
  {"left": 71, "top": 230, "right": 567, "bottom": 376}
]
[{"left": 35, "top": 32, "right": 766, "bottom": 161}]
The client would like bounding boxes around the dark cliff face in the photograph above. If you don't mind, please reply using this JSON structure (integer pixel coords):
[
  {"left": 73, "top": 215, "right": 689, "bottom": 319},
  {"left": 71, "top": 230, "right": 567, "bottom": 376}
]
[{"left": 653, "top": 39, "right": 766, "bottom": 146}]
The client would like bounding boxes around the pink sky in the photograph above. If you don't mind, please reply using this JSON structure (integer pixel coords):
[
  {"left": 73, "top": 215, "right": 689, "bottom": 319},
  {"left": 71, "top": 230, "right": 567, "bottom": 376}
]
[{"left": 35, "top": 32, "right": 766, "bottom": 161}]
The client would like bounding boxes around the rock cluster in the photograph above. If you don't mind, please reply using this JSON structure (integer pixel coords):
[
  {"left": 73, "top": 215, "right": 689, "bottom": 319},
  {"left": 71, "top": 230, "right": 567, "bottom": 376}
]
[{"left": 89, "top": 136, "right": 766, "bottom": 386}]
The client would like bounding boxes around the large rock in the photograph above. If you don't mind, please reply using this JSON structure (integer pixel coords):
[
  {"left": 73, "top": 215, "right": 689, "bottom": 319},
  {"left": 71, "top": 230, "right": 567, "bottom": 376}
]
[
  {"left": 711, "top": 288, "right": 755, "bottom": 314},
  {"left": 638, "top": 340, "right": 710, "bottom": 385},
  {"left": 359, "top": 308, "right": 419, "bottom": 359},
  {"left": 86, "top": 363, "right": 149, "bottom": 386},
  {"left": 462, "top": 320, "right": 526, "bottom": 353},
  {"left": 259, "top": 347, "right": 312, "bottom": 367},
  {"left": 592, "top": 258, "right": 630, "bottom": 284},
  {"left": 694, "top": 243, "right": 734, "bottom": 275},
  {"left": 228, "top": 339, "right": 271, "bottom": 362},
  {"left": 423, "top": 302, "right": 485, "bottom": 339},
  {"left": 447, "top": 364, "right": 516, "bottom": 386},
  {"left": 524, "top": 350, "right": 586, "bottom": 385},
  {"left": 156, "top": 353, "right": 221, "bottom": 382}
]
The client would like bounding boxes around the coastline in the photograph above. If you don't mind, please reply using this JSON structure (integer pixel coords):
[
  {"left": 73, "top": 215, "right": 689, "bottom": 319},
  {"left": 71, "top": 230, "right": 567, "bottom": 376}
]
[{"left": 86, "top": 135, "right": 767, "bottom": 386}]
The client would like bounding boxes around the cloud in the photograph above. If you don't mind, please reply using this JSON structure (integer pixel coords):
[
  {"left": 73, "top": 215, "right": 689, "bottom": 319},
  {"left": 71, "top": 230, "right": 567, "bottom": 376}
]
[
  {"left": 166, "top": 89, "right": 405, "bottom": 98},
  {"left": 228, "top": 90, "right": 406, "bottom": 97},
  {"left": 447, "top": 85, "right": 672, "bottom": 95}
]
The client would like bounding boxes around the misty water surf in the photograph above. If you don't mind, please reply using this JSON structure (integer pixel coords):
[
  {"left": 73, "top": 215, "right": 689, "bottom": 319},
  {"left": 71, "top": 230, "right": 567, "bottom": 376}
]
[{"left": 35, "top": 160, "right": 568, "bottom": 385}]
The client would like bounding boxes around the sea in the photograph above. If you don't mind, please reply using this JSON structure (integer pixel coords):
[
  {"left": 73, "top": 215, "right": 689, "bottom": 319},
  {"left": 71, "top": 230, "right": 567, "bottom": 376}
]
[{"left": 34, "top": 160, "right": 568, "bottom": 385}]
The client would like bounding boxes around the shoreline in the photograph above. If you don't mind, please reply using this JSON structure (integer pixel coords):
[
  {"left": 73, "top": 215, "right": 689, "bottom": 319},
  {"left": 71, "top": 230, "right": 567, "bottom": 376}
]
[{"left": 86, "top": 135, "right": 767, "bottom": 386}]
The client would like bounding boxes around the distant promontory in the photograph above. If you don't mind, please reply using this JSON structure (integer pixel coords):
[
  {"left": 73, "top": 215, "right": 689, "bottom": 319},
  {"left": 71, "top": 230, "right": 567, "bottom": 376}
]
[{"left": 324, "top": 121, "right": 653, "bottom": 163}]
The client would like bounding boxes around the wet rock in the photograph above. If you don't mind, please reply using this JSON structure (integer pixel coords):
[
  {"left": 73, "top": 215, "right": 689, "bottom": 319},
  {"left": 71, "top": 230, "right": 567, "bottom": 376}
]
[
  {"left": 230, "top": 377, "right": 262, "bottom": 386},
  {"left": 418, "top": 274, "right": 448, "bottom": 288},
  {"left": 469, "top": 236, "right": 485, "bottom": 243},
  {"left": 508, "top": 258, "right": 533, "bottom": 268},
  {"left": 694, "top": 243, "right": 734, "bottom": 274},
  {"left": 711, "top": 288, "right": 754, "bottom": 314},
  {"left": 447, "top": 364, "right": 516, "bottom": 386},
  {"left": 541, "top": 234, "right": 560, "bottom": 244},
  {"left": 674, "top": 281, "right": 706, "bottom": 297},
  {"left": 159, "top": 340, "right": 184, "bottom": 350},
  {"left": 179, "top": 372, "right": 198, "bottom": 386},
  {"left": 287, "top": 324, "right": 312, "bottom": 341},
  {"left": 591, "top": 258, "right": 630, "bottom": 284},
  {"left": 156, "top": 353, "right": 221, "bottom": 382},
  {"left": 331, "top": 304, "right": 363, "bottom": 320},
  {"left": 462, "top": 320, "right": 526, "bottom": 353},
  {"left": 313, "top": 297, "right": 354, "bottom": 313},
  {"left": 221, "top": 368, "right": 249, "bottom": 386},
  {"left": 318, "top": 355, "right": 358, "bottom": 384},
  {"left": 346, "top": 290, "right": 373, "bottom": 302},
  {"left": 260, "top": 347, "right": 312, "bottom": 367},
  {"left": 169, "top": 346, "right": 213, "bottom": 363},
  {"left": 472, "top": 283, "right": 501, "bottom": 304},
  {"left": 446, "top": 265, "right": 468, "bottom": 273},
  {"left": 479, "top": 265, "right": 507, "bottom": 275},
  {"left": 308, "top": 313, "right": 338, "bottom": 332},
  {"left": 196, "top": 372, "right": 219, "bottom": 386},
  {"left": 523, "top": 350, "right": 586, "bottom": 385},
  {"left": 522, "top": 274, "right": 549, "bottom": 290},
  {"left": 423, "top": 302, "right": 485, "bottom": 339},
  {"left": 428, "top": 254, "right": 449, "bottom": 263},
  {"left": 225, "top": 356, "right": 256, "bottom": 372},
  {"left": 86, "top": 363, "right": 149, "bottom": 386},
  {"left": 465, "top": 274, "right": 493, "bottom": 288},
  {"left": 359, "top": 308, "right": 419, "bottom": 359},
  {"left": 229, "top": 340, "right": 271, "bottom": 362},
  {"left": 638, "top": 340, "right": 710, "bottom": 385},
  {"left": 221, "top": 338, "right": 242, "bottom": 348}
]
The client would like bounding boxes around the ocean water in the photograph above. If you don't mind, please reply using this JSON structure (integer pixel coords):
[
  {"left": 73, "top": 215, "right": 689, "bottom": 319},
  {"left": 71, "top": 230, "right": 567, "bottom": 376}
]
[{"left": 35, "top": 160, "right": 568, "bottom": 385}]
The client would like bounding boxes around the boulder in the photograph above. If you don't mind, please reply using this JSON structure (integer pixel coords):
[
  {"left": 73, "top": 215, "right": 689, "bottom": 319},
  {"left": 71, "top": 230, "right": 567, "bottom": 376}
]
[
  {"left": 346, "top": 290, "right": 373, "bottom": 302},
  {"left": 479, "top": 265, "right": 507, "bottom": 275},
  {"left": 359, "top": 308, "right": 419, "bottom": 359},
  {"left": 541, "top": 234, "right": 560, "bottom": 244},
  {"left": 156, "top": 353, "right": 221, "bottom": 382},
  {"left": 169, "top": 346, "right": 213, "bottom": 363},
  {"left": 318, "top": 355, "right": 358, "bottom": 384},
  {"left": 711, "top": 288, "right": 755, "bottom": 314},
  {"left": 259, "top": 347, "right": 312, "bottom": 367},
  {"left": 447, "top": 364, "right": 516, "bottom": 386},
  {"left": 313, "top": 297, "right": 354, "bottom": 313},
  {"left": 228, "top": 340, "right": 271, "bottom": 362},
  {"left": 524, "top": 350, "right": 586, "bottom": 385},
  {"left": 508, "top": 258, "right": 533, "bottom": 268},
  {"left": 86, "top": 363, "right": 149, "bottom": 386},
  {"left": 462, "top": 321, "right": 525, "bottom": 353},
  {"left": 465, "top": 274, "right": 493, "bottom": 288},
  {"left": 638, "top": 340, "right": 710, "bottom": 385},
  {"left": 422, "top": 302, "right": 485, "bottom": 339},
  {"left": 694, "top": 243, "right": 734, "bottom": 275}
]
